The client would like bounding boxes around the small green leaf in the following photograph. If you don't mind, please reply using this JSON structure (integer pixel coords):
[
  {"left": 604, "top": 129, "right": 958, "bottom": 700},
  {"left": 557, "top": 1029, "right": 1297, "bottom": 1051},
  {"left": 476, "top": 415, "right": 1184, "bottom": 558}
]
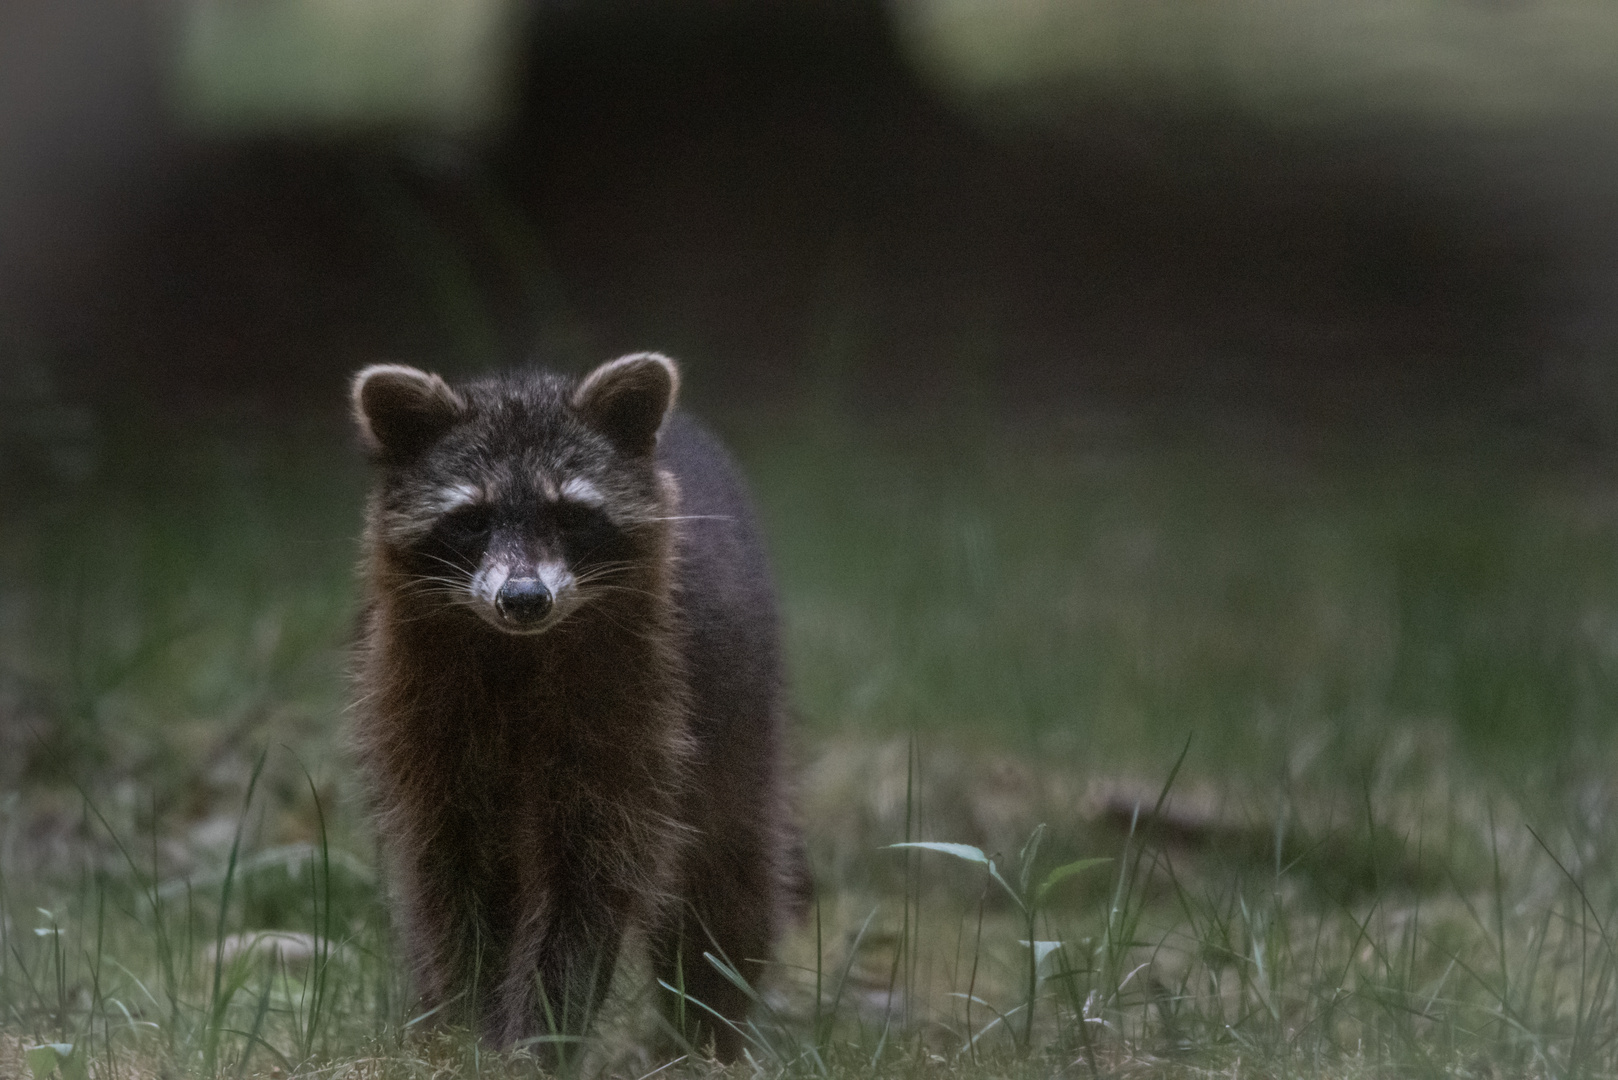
[
  {"left": 887, "top": 841, "right": 989, "bottom": 865},
  {"left": 890, "top": 841, "right": 1025, "bottom": 909},
  {"left": 24, "top": 1045, "right": 58, "bottom": 1080},
  {"left": 1034, "top": 857, "right": 1112, "bottom": 907},
  {"left": 25, "top": 1044, "right": 86, "bottom": 1080},
  {"left": 1017, "top": 824, "right": 1047, "bottom": 893},
  {"left": 986, "top": 860, "right": 1026, "bottom": 912}
]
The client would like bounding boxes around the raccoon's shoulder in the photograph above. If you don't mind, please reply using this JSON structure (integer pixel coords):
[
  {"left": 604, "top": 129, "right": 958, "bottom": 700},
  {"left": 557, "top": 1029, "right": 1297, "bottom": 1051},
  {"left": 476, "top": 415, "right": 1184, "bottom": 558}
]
[
  {"left": 657, "top": 413, "right": 753, "bottom": 516},
  {"left": 657, "top": 413, "right": 774, "bottom": 595}
]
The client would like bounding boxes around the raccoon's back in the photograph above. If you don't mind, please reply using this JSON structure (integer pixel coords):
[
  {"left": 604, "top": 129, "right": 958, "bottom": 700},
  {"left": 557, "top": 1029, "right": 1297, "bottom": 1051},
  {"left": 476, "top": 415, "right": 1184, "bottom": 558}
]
[{"left": 658, "top": 414, "right": 783, "bottom": 751}]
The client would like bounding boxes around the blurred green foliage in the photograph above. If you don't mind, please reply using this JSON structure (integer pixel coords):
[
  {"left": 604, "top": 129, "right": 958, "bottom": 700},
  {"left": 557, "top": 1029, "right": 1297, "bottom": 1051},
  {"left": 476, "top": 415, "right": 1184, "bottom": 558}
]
[
  {"left": 173, "top": 0, "right": 524, "bottom": 131},
  {"left": 895, "top": 0, "right": 1618, "bottom": 127}
]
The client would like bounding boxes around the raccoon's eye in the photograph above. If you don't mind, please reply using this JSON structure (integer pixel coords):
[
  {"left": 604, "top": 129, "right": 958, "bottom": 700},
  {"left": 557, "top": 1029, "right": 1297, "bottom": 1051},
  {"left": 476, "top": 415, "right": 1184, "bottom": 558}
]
[
  {"left": 552, "top": 500, "right": 619, "bottom": 556},
  {"left": 434, "top": 504, "right": 493, "bottom": 548},
  {"left": 551, "top": 499, "right": 601, "bottom": 530}
]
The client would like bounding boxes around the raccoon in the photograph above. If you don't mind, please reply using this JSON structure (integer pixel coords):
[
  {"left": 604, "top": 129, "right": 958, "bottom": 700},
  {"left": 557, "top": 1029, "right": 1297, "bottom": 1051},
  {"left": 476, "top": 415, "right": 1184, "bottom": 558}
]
[{"left": 349, "top": 353, "right": 801, "bottom": 1061}]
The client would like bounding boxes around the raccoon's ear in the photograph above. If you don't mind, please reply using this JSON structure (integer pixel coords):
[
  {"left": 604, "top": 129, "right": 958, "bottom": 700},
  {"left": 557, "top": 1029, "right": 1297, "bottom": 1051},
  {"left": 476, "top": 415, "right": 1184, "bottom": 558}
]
[
  {"left": 351, "top": 364, "right": 466, "bottom": 462},
  {"left": 572, "top": 352, "right": 679, "bottom": 454}
]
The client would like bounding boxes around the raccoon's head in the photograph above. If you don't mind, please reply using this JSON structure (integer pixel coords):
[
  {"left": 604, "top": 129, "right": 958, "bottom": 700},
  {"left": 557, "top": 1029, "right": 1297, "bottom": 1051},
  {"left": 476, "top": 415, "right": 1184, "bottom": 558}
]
[{"left": 352, "top": 353, "right": 680, "bottom": 636}]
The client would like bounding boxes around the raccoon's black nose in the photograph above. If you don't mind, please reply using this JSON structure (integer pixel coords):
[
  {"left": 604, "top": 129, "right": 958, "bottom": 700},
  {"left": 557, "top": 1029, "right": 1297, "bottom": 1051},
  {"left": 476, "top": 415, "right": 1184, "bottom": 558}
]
[{"left": 495, "top": 578, "right": 553, "bottom": 625}]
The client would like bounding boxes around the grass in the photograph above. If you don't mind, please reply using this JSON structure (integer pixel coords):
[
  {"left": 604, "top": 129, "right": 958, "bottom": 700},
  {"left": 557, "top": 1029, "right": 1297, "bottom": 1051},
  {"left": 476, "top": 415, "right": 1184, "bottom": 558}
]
[{"left": 3, "top": 397, "right": 1618, "bottom": 1078}]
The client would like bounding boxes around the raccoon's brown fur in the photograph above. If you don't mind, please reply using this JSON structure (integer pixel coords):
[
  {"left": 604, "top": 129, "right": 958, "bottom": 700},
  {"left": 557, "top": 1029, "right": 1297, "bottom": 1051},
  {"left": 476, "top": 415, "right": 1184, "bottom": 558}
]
[{"left": 349, "top": 354, "right": 802, "bottom": 1062}]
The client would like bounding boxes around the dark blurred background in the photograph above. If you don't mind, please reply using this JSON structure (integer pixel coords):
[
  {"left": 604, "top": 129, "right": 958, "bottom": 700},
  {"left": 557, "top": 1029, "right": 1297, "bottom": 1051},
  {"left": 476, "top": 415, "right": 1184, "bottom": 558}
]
[{"left": 4, "top": 0, "right": 1617, "bottom": 433}]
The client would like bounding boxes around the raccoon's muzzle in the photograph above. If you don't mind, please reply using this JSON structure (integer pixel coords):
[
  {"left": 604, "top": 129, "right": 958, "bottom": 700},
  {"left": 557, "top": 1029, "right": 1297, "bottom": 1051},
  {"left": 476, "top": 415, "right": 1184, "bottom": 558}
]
[{"left": 495, "top": 577, "right": 553, "bottom": 626}]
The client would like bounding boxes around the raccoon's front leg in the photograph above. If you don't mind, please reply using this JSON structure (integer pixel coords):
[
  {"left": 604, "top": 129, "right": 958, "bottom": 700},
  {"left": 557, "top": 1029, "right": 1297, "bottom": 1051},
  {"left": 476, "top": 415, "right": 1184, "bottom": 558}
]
[
  {"left": 392, "top": 861, "right": 467, "bottom": 1013},
  {"left": 651, "top": 835, "right": 779, "bottom": 1063},
  {"left": 389, "top": 806, "right": 510, "bottom": 1027},
  {"left": 492, "top": 891, "right": 632, "bottom": 1060}
]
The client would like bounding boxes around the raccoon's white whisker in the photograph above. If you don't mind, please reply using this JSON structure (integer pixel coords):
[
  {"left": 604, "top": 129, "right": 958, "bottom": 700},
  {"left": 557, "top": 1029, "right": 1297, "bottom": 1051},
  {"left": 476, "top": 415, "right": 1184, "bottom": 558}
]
[
  {"left": 579, "top": 584, "right": 662, "bottom": 602},
  {"left": 396, "top": 599, "right": 469, "bottom": 615},
  {"left": 415, "top": 551, "right": 479, "bottom": 575},
  {"left": 573, "top": 559, "right": 642, "bottom": 574},
  {"left": 395, "top": 576, "right": 478, "bottom": 600},
  {"left": 621, "top": 514, "right": 734, "bottom": 524},
  {"left": 404, "top": 574, "right": 472, "bottom": 588},
  {"left": 572, "top": 569, "right": 639, "bottom": 588},
  {"left": 398, "top": 581, "right": 474, "bottom": 600},
  {"left": 576, "top": 584, "right": 662, "bottom": 606},
  {"left": 576, "top": 576, "right": 653, "bottom": 591},
  {"left": 396, "top": 594, "right": 462, "bottom": 609},
  {"left": 414, "top": 566, "right": 473, "bottom": 586},
  {"left": 571, "top": 567, "right": 643, "bottom": 589},
  {"left": 574, "top": 564, "right": 636, "bottom": 577},
  {"left": 396, "top": 593, "right": 478, "bottom": 613},
  {"left": 400, "top": 578, "right": 476, "bottom": 600}
]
